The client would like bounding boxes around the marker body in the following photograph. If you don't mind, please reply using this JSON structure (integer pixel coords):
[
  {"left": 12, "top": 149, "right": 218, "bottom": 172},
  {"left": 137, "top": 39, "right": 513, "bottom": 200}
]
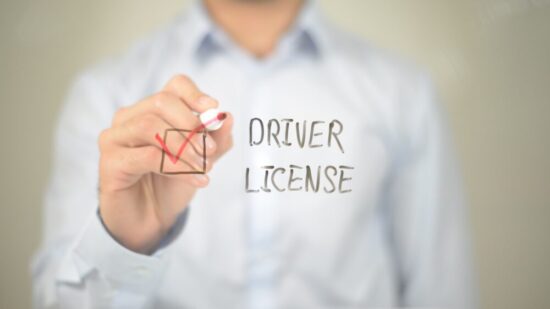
[{"left": 200, "top": 108, "right": 225, "bottom": 131}]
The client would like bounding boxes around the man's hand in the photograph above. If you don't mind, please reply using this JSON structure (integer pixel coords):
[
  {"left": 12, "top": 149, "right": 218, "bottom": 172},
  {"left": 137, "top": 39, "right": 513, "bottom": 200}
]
[{"left": 98, "top": 75, "right": 233, "bottom": 254}]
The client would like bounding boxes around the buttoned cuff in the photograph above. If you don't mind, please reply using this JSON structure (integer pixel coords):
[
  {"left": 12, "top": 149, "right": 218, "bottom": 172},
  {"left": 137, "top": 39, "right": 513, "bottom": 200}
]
[{"left": 71, "top": 210, "right": 173, "bottom": 293}]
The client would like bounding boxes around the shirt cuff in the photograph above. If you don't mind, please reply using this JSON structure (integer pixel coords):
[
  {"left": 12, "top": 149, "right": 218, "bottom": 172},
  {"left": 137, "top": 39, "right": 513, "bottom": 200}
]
[
  {"left": 156, "top": 207, "right": 189, "bottom": 252},
  {"left": 70, "top": 209, "right": 182, "bottom": 293}
]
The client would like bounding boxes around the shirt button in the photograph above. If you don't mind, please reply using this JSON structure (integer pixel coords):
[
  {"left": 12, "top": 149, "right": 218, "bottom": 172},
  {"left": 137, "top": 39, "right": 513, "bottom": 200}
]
[
  {"left": 103, "top": 290, "right": 115, "bottom": 301},
  {"left": 134, "top": 265, "right": 151, "bottom": 278}
]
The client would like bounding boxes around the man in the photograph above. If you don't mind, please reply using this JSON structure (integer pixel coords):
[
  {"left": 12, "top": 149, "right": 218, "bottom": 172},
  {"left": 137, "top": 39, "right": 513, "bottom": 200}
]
[{"left": 32, "top": 0, "right": 476, "bottom": 308}]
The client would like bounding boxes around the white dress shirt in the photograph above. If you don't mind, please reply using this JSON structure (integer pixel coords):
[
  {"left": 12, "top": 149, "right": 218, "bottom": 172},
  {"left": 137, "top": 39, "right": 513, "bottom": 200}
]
[{"left": 31, "top": 1, "right": 476, "bottom": 308}]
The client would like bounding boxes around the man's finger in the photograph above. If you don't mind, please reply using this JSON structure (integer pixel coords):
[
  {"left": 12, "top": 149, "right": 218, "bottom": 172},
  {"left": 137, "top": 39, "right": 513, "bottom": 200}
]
[
  {"left": 101, "top": 114, "right": 217, "bottom": 160},
  {"left": 163, "top": 74, "right": 219, "bottom": 113},
  {"left": 210, "top": 112, "right": 234, "bottom": 161},
  {"left": 112, "top": 92, "right": 201, "bottom": 129},
  {"left": 100, "top": 146, "right": 210, "bottom": 188}
]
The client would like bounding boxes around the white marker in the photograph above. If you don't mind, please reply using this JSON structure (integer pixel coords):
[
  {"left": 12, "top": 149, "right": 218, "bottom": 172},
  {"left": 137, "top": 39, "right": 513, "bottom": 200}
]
[{"left": 199, "top": 108, "right": 226, "bottom": 131}]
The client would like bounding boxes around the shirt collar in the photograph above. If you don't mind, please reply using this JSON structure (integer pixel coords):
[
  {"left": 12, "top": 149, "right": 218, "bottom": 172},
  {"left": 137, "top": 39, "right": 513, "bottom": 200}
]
[
  {"left": 177, "top": 0, "right": 329, "bottom": 61},
  {"left": 295, "top": 0, "right": 329, "bottom": 56}
]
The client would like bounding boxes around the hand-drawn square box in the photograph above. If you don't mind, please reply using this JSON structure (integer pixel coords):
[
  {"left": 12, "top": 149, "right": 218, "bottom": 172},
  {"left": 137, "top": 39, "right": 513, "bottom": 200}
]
[{"left": 159, "top": 128, "right": 207, "bottom": 174}]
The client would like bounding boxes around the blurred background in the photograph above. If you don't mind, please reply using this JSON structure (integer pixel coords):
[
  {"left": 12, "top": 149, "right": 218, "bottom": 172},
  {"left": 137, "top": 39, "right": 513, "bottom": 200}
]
[{"left": 0, "top": 0, "right": 549, "bottom": 308}]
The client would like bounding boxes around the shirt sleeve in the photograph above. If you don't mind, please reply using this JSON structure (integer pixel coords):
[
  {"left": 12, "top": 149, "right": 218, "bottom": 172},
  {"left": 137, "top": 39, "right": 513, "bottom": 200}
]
[
  {"left": 30, "top": 70, "right": 187, "bottom": 308},
  {"left": 385, "top": 73, "right": 477, "bottom": 308}
]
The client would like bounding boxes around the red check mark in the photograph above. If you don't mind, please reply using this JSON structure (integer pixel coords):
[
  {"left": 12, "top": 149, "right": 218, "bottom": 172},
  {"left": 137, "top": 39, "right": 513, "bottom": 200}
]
[{"left": 155, "top": 112, "right": 226, "bottom": 164}]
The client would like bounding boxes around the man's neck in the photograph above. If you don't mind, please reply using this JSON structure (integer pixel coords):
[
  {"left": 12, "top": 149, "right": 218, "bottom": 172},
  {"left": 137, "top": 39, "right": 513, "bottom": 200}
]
[{"left": 203, "top": 0, "right": 304, "bottom": 58}]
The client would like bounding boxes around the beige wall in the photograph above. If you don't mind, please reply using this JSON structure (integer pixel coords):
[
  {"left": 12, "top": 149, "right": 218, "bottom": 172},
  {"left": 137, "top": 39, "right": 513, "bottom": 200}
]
[{"left": 0, "top": 0, "right": 548, "bottom": 308}]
